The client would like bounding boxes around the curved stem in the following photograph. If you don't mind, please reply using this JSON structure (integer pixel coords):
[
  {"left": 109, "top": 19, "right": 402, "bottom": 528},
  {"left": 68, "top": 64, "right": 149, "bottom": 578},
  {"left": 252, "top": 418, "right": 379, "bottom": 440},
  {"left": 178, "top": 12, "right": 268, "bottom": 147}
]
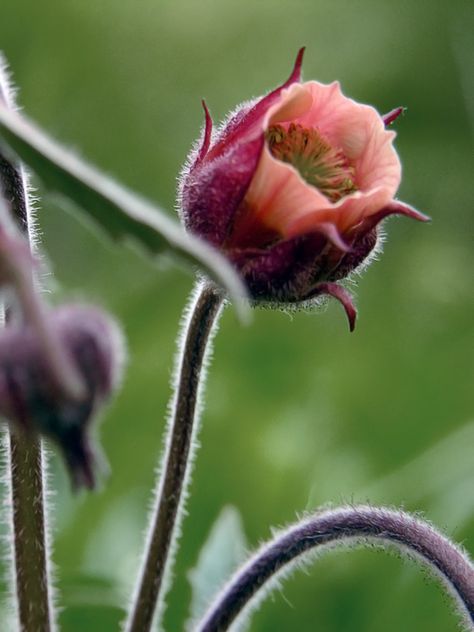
[
  {"left": 126, "top": 281, "right": 224, "bottom": 632},
  {"left": 0, "top": 55, "right": 54, "bottom": 631},
  {"left": 196, "top": 505, "right": 474, "bottom": 632}
]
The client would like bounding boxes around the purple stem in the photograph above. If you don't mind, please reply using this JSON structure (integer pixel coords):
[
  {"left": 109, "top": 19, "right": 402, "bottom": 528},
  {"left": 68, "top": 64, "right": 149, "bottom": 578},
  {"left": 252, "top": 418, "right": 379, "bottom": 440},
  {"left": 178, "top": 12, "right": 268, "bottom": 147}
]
[
  {"left": 0, "top": 54, "right": 54, "bottom": 632},
  {"left": 125, "top": 281, "right": 223, "bottom": 632},
  {"left": 196, "top": 505, "right": 474, "bottom": 632}
]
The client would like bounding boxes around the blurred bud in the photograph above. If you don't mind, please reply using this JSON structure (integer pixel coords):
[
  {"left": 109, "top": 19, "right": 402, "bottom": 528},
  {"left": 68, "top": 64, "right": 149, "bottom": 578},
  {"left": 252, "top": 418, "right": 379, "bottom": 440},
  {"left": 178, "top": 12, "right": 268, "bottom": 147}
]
[
  {"left": 179, "top": 49, "right": 429, "bottom": 330},
  {"left": 0, "top": 304, "right": 126, "bottom": 490}
]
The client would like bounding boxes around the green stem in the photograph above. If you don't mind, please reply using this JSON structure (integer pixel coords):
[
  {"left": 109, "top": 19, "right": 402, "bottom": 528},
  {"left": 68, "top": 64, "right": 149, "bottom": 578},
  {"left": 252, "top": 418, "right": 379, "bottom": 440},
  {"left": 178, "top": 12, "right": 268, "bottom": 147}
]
[{"left": 125, "top": 281, "right": 223, "bottom": 632}]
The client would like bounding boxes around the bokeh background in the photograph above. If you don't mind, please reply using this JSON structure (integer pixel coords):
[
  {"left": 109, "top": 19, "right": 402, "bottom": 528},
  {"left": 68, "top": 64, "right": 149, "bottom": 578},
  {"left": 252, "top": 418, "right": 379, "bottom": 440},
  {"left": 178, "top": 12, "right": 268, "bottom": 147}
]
[{"left": 0, "top": 1, "right": 473, "bottom": 630}]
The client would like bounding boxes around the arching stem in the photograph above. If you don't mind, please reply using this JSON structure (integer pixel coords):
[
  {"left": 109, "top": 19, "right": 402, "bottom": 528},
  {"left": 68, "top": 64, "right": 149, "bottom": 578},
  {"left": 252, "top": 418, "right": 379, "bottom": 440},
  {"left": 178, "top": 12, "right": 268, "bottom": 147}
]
[
  {"left": 196, "top": 505, "right": 474, "bottom": 632},
  {"left": 126, "top": 280, "right": 224, "bottom": 632}
]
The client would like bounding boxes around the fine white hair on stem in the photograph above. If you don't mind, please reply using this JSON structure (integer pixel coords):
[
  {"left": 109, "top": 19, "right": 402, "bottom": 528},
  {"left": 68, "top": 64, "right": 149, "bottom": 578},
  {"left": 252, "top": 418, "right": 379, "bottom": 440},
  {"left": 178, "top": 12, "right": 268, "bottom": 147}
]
[
  {"left": 32, "top": 438, "right": 58, "bottom": 630},
  {"left": 124, "top": 280, "right": 224, "bottom": 632},
  {"left": 0, "top": 53, "right": 57, "bottom": 631},
  {"left": 0, "top": 426, "right": 16, "bottom": 627},
  {"left": 194, "top": 505, "right": 474, "bottom": 632},
  {"left": 0, "top": 53, "right": 17, "bottom": 110},
  {"left": 0, "top": 431, "right": 58, "bottom": 629},
  {"left": 157, "top": 281, "right": 223, "bottom": 623},
  {"left": 0, "top": 53, "right": 40, "bottom": 257}
]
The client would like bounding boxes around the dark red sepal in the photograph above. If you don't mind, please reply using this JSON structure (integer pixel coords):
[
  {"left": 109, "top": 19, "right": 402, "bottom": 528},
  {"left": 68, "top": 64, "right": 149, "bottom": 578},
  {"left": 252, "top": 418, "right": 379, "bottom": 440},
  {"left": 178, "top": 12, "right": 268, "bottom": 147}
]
[
  {"left": 207, "top": 48, "right": 306, "bottom": 160},
  {"left": 182, "top": 135, "right": 265, "bottom": 247},
  {"left": 196, "top": 100, "right": 213, "bottom": 163},
  {"left": 358, "top": 201, "right": 431, "bottom": 236},
  {"left": 313, "top": 282, "right": 357, "bottom": 332},
  {"left": 382, "top": 106, "right": 406, "bottom": 127}
]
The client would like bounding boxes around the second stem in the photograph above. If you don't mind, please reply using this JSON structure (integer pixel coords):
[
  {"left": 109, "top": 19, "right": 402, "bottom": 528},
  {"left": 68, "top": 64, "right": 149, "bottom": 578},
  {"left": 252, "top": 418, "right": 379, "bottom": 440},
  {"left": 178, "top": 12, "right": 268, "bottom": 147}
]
[{"left": 126, "top": 281, "right": 224, "bottom": 632}]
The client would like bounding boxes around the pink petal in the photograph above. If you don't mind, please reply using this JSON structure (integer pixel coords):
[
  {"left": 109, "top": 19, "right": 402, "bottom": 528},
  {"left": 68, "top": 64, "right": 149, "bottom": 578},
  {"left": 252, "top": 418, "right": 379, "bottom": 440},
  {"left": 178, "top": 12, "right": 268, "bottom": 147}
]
[
  {"left": 276, "top": 82, "right": 401, "bottom": 197},
  {"left": 268, "top": 83, "right": 313, "bottom": 125},
  {"left": 354, "top": 127, "right": 400, "bottom": 197},
  {"left": 253, "top": 80, "right": 402, "bottom": 240},
  {"left": 244, "top": 146, "right": 330, "bottom": 236}
]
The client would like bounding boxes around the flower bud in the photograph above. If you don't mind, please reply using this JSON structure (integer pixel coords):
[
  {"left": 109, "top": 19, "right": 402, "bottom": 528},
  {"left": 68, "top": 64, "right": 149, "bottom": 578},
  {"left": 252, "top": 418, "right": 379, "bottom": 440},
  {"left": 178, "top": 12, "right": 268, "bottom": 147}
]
[
  {"left": 0, "top": 304, "right": 126, "bottom": 489},
  {"left": 179, "top": 49, "right": 429, "bottom": 330}
]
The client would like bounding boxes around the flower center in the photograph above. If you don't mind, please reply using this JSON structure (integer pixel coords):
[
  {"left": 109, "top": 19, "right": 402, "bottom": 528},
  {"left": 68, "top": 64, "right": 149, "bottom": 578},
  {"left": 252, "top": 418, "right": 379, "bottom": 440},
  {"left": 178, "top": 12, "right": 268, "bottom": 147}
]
[{"left": 266, "top": 123, "right": 357, "bottom": 202}]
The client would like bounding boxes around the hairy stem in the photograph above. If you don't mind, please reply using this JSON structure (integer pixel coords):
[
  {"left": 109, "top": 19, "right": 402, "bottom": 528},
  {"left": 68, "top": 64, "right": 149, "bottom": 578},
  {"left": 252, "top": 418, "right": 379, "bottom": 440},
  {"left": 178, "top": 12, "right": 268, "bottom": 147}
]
[
  {"left": 196, "top": 505, "right": 474, "bottom": 632},
  {"left": 126, "top": 281, "right": 224, "bottom": 632},
  {"left": 0, "top": 54, "right": 54, "bottom": 632},
  {"left": 6, "top": 433, "right": 53, "bottom": 631}
]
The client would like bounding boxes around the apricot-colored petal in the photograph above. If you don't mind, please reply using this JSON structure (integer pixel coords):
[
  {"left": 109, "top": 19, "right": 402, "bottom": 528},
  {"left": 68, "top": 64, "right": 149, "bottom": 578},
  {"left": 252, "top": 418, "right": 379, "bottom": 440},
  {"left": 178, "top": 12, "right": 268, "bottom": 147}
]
[
  {"left": 335, "top": 187, "right": 395, "bottom": 231},
  {"left": 267, "top": 84, "right": 313, "bottom": 125},
  {"left": 244, "top": 142, "right": 394, "bottom": 240},
  {"left": 244, "top": 147, "right": 330, "bottom": 235},
  {"left": 252, "top": 80, "right": 402, "bottom": 241},
  {"left": 355, "top": 128, "right": 401, "bottom": 196},
  {"left": 292, "top": 82, "right": 370, "bottom": 152},
  {"left": 280, "top": 81, "right": 402, "bottom": 196}
]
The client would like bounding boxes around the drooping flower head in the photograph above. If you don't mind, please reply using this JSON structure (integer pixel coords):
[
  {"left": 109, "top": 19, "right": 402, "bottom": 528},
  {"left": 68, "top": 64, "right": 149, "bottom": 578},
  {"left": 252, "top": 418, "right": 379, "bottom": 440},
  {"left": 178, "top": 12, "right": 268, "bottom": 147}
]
[
  {"left": 179, "top": 49, "right": 428, "bottom": 330},
  {"left": 0, "top": 304, "right": 125, "bottom": 489}
]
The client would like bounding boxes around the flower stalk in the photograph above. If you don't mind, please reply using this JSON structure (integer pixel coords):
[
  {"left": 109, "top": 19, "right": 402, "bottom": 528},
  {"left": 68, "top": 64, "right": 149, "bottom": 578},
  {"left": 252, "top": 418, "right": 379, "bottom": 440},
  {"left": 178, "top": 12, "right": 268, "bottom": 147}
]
[
  {"left": 6, "top": 432, "right": 53, "bottom": 632},
  {"left": 126, "top": 281, "right": 224, "bottom": 632},
  {"left": 195, "top": 505, "right": 474, "bottom": 632},
  {"left": 0, "top": 54, "right": 55, "bottom": 632}
]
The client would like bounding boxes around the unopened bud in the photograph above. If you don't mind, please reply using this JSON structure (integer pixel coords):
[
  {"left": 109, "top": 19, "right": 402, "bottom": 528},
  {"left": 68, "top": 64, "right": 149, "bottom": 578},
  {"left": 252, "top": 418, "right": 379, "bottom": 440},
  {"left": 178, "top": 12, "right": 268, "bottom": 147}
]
[{"left": 0, "top": 304, "right": 126, "bottom": 489}]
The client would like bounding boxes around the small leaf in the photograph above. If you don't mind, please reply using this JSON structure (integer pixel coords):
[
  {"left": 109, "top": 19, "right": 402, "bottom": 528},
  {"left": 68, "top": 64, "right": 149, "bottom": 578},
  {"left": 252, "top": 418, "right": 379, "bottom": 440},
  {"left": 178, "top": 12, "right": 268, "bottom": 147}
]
[
  {"left": 0, "top": 103, "right": 249, "bottom": 321},
  {"left": 187, "top": 505, "right": 248, "bottom": 628}
]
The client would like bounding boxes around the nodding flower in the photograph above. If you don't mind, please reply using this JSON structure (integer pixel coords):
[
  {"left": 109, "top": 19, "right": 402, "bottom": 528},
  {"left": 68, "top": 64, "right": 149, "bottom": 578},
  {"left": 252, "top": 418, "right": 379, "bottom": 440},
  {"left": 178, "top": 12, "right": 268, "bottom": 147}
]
[
  {"left": 0, "top": 304, "right": 125, "bottom": 489},
  {"left": 179, "top": 49, "right": 428, "bottom": 330}
]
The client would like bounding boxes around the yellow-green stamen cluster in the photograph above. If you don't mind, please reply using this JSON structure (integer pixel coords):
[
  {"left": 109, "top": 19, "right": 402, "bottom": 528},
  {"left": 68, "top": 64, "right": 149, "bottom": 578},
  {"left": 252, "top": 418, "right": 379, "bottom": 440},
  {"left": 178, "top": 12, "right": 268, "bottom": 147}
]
[{"left": 266, "top": 123, "right": 357, "bottom": 202}]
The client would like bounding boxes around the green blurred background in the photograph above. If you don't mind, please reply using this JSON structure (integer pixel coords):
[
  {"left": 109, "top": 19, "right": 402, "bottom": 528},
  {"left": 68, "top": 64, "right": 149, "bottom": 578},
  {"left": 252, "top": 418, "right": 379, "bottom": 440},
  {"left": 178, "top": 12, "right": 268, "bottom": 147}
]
[{"left": 1, "top": 0, "right": 473, "bottom": 630}]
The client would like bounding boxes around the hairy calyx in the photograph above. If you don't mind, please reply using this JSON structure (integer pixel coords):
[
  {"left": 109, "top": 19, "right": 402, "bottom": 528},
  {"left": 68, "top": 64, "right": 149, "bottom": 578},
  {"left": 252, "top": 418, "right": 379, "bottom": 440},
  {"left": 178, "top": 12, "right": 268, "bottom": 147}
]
[{"left": 266, "top": 123, "right": 357, "bottom": 202}]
